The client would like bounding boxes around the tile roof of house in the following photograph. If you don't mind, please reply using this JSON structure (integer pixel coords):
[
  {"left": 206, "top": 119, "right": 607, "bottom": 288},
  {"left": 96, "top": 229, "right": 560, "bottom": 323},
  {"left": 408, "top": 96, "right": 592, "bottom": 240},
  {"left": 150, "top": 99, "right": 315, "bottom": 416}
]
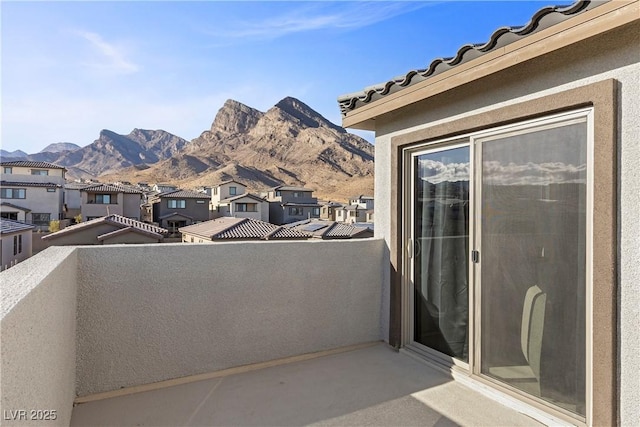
[
  {"left": 42, "top": 215, "right": 168, "bottom": 240},
  {"left": 0, "top": 218, "right": 35, "bottom": 234},
  {"left": 96, "top": 226, "right": 164, "bottom": 241},
  {"left": 159, "top": 189, "right": 211, "bottom": 199},
  {"left": 351, "top": 195, "right": 374, "bottom": 200},
  {"left": 272, "top": 185, "right": 315, "bottom": 192},
  {"left": 179, "top": 217, "right": 310, "bottom": 241},
  {"left": 1, "top": 202, "right": 31, "bottom": 212},
  {"left": 285, "top": 219, "right": 372, "bottom": 239},
  {"left": 216, "top": 179, "right": 248, "bottom": 187},
  {"left": 337, "top": 0, "right": 599, "bottom": 115},
  {"left": 1, "top": 181, "right": 63, "bottom": 188},
  {"left": 219, "top": 193, "right": 265, "bottom": 204},
  {"left": 158, "top": 212, "right": 194, "bottom": 220},
  {"left": 0, "top": 160, "right": 67, "bottom": 170},
  {"left": 82, "top": 183, "right": 143, "bottom": 194},
  {"left": 64, "top": 182, "right": 93, "bottom": 190},
  {"left": 281, "top": 202, "right": 321, "bottom": 207}
]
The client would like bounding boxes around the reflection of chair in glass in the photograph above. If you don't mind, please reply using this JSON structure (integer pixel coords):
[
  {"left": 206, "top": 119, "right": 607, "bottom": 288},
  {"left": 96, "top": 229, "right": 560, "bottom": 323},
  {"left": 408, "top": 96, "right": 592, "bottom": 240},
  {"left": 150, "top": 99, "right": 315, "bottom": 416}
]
[{"left": 489, "top": 285, "right": 546, "bottom": 396}]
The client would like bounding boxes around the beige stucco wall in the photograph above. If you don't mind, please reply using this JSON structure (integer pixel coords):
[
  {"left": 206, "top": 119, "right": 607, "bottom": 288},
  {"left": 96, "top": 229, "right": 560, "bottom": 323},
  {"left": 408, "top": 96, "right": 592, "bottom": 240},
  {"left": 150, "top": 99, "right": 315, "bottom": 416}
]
[
  {"left": 0, "top": 246, "right": 77, "bottom": 426},
  {"left": 44, "top": 223, "right": 120, "bottom": 246},
  {"left": 100, "top": 232, "right": 160, "bottom": 244},
  {"left": 1, "top": 167, "right": 65, "bottom": 185},
  {"left": 75, "top": 239, "right": 384, "bottom": 396},
  {"left": 81, "top": 192, "right": 124, "bottom": 220},
  {"left": 370, "top": 23, "right": 639, "bottom": 425},
  {"left": 0, "top": 230, "right": 33, "bottom": 270},
  {"left": 122, "top": 193, "right": 142, "bottom": 220}
]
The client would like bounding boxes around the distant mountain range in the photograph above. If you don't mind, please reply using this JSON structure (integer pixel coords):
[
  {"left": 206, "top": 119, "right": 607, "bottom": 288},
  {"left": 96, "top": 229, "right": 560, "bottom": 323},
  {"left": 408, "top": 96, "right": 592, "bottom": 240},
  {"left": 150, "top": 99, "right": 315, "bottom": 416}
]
[{"left": 1, "top": 97, "right": 374, "bottom": 200}]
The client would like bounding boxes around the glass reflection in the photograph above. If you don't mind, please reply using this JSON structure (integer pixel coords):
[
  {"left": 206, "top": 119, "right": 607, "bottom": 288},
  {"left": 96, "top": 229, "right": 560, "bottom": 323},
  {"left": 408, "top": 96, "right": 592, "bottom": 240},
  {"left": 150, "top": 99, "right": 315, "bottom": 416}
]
[
  {"left": 414, "top": 146, "right": 469, "bottom": 361},
  {"left": 480, "top": 121, "right": 587, "bottom": 416}
]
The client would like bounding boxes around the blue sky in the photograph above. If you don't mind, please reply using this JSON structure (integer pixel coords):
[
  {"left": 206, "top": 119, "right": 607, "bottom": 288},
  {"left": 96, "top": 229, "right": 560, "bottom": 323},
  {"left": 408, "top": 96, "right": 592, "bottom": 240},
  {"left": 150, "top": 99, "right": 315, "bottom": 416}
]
[{"left": 1, "top": 1, "right": 568, "bottom": 154}]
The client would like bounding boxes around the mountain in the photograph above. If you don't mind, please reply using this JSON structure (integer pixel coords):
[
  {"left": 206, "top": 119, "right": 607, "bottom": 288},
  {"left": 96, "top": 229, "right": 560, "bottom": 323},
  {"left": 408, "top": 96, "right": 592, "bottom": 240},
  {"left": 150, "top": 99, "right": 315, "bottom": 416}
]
[
  {"left": 26, "top": 128, "right": 189, "bottom": 178},
  {"left": 0, "top": 149, "right": 28, "bottom": 159},
  {"left": 40, "top": 142, "right": 81, "bottom": 153},
  {"left": 101, "top": 97, "right": 374, "bottom": 200}
]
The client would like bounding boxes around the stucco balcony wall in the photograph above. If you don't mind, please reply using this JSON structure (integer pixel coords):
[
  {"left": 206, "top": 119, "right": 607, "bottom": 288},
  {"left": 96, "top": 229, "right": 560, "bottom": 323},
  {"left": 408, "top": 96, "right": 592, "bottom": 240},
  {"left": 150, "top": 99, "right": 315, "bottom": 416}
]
[
  {"left": 1, "top": 239, "right": 384, "bottom": 424},
  {"left": 74, "top": 240, "right": 385, "bottom": 396}
]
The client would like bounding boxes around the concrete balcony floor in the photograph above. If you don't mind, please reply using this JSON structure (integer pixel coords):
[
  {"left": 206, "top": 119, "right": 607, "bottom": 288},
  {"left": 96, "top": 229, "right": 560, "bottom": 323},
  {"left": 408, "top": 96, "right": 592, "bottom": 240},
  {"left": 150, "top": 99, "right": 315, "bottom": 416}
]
[{"left": 70, "top": 343, "right": 542, "bottom": 426}]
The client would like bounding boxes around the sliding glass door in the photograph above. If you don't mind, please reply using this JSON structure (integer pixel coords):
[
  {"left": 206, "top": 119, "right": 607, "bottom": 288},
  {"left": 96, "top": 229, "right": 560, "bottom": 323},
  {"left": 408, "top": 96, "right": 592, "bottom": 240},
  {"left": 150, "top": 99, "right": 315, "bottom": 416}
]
[{"left": 406, "top": 110, "right": 591, "bottom": 420}]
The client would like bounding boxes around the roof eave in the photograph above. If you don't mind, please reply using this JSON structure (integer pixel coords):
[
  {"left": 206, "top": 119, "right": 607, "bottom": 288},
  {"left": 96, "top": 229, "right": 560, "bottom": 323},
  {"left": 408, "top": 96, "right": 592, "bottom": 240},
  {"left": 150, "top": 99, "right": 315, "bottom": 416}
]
[{"left": 341, "top": 0, "right": 639, "bottom": 130}]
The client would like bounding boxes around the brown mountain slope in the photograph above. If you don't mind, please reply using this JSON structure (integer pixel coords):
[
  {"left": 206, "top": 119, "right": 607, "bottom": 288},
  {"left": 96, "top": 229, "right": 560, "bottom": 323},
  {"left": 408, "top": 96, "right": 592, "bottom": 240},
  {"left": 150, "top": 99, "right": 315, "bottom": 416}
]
[{"left": 103, "top": 97, "right": 374, "bottom": 201}]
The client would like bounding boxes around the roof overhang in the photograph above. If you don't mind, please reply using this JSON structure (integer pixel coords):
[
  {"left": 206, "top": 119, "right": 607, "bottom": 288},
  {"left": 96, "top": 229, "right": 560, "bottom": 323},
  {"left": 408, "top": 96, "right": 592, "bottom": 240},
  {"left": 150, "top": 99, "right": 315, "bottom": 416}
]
[{"left": 341, "top": 0, "right": 639, "bottom": 130}]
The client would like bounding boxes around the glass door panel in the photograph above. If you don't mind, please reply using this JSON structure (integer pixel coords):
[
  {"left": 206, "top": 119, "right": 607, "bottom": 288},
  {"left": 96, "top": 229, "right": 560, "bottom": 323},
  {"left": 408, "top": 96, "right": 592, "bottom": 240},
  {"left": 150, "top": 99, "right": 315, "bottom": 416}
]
[
  {"left": 413, "top": 145, "right": 469, "bottom": 362},
  {"left": 478, "top": 120, "right": 587, "bottom": 416}
]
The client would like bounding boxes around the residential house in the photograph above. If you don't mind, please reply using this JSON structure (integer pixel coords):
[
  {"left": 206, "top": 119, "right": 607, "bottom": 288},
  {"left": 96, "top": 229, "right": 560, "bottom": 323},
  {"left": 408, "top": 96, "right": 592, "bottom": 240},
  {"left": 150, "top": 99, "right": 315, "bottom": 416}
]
[
  {"left": 349, "top": 195, "right": 375, "bottom": 210},
  {"left": 335, "top": 204, "right": 367, "bottom": 224},
  {"left": 0, "top": 160, "right": 66, "bottom": 229},
  {"left": 179, "top": 217, "right": 310, "bottom": 243},
  {"left": 286, "top": 219, "right": 374, "bottom": 240},
  {"left": 337, "top": 1, "right": 638, "bottom": 425},
  {"left": 0, "top": 218, "right": 34, "bottom": 270},
  {"left": 151, "top": 189, "right": 210, "bottom": 233},
  {"left": 81, "top": 184, "right": 143, "bottom": 221},
  {"left": 210, "top": 180, "right": 269, "bottom": 222},
  {"left": 366, "top": 210, "right": 374, "bottom": 223},
  {"left": 152, "top": 183, "right": 178, "bottom": 193},
  {"left": 319, "top": 201, "right": 343, "bottom": 221},
  {"left": 64, "top": 182, "right": 91, "bottom": 220},
  {"left": 264, "top": 185, "right": 321, "bottom": 225},
  {"left": 42, "top": 215, "right": 168, "bottom": 245}
]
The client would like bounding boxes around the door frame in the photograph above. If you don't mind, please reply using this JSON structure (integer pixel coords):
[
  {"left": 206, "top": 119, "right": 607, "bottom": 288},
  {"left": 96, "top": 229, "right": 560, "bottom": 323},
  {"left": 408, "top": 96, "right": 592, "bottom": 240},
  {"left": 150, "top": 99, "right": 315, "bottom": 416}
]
[{"left": 392, "top": 80, "right": 616, "bottom": 426}]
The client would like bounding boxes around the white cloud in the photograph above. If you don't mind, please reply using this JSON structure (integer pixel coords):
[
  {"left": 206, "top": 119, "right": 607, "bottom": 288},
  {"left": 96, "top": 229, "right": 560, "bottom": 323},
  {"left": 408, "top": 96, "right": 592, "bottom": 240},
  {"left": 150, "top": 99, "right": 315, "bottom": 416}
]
[
  {"left": 206, "top": 2, "right": 430, "bottom": 41},
  {"left": 419, "top": 159, "right": 469, "bottom": 184},
  {"left": 74, "top": 30, "right": 139, "bottom": 74},
  {"left": 418, "top": 159, "right": 587, "bottom": 186}
]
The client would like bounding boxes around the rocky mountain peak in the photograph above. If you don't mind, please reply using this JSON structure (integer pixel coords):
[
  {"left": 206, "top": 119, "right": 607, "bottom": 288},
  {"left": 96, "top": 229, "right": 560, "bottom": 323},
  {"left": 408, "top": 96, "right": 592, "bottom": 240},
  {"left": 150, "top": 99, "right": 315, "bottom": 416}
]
[
  {"left": 272, "top": 96, "right": 344, "bottom": 133},
  {"left": 211, "top": 99, "right": 264, "bottom": 134}
]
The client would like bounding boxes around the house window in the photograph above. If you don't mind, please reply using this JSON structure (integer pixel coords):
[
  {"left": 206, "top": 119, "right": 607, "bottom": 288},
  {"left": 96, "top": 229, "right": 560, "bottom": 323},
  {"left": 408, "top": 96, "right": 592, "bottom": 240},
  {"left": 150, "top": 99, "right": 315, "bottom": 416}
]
[
  {"left": 229, "top": 187, "right": 237, "bottom": 195},
  {"left": 32, "top": 213, "right": 50, "bottom": 226},
  {"left": 213, "top": 187, "right": 218, "bottom": 195},
  {"left": 18, "top": 235, "right": 22, "bottom": 253},
  {"left": 47, "top": 188, "right": 56, "bottom": 192},
  {"left": 312, "top": 207, "right": 320, "bottom": 216},
  {"left": 168, "top": 199, "right": 186, "bottom": 209},
  {"left": 31, "top": 169, "right": 49, "bottom": 176},
  {"left": 95, "top": 194, "right": 112, "bottom": 204},
  {"left": 196, "top": 200, "right": 205, "bottom": 204},
  {"left": 3, "top": 167, "right": 12, "bottom": 174},
  {"left": 293, "top": 192, "right": 300, "bottom": 198},
  {"left": 275, "top": 191, "right": 281, "bottom": 197},
  {"left": 1, "top": 188, "right": 26, "bottom": 199},
  {"left": 402, "top": 108, "right": 596, "bottom": 421},
  {"left": 236, "top": 203, "right": 257, "bottom": 212},
  {"left": 349, "top": 211, "right": 357, "bottom": 217},
  {"left": 289, "top": 207, "right": 303, "bottom": 216},
  {"left": 1, "top": 212, "right": 18, "bottom": 220}
]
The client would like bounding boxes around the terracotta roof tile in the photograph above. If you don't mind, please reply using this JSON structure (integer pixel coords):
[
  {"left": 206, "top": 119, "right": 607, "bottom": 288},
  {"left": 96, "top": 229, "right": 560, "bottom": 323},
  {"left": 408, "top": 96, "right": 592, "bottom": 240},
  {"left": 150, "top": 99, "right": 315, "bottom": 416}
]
[{"left": 337, "top": 0, "right": 598, "bottom": 115}]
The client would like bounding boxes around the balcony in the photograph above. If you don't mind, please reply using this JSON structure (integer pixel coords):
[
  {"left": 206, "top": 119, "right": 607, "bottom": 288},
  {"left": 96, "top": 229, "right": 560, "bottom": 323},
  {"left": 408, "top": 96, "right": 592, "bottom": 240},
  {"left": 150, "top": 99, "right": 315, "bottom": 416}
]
[{"left": 1, "top": 241, "right": 540, "bottom": 426}]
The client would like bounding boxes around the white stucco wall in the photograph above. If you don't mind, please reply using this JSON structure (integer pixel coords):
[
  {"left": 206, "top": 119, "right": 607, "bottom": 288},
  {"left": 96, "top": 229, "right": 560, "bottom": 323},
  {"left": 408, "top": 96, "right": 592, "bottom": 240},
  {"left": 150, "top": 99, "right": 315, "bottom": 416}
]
[
  {"left": 0, "top": 246, "right": 77, "bottom": 426},
  {"left": 370, "top": 23, "right": 639, "bottom": 424},
  {"left": 75, "top": 239, "right": 385, "bottom": 396}
]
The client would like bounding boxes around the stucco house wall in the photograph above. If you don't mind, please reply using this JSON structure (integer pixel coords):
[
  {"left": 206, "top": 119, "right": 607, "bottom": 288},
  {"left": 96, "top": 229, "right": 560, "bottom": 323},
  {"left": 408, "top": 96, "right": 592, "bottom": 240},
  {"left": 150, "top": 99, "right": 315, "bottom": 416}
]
[
  {"left": 44, "top": 224, "right": 121, "bottom": 246},
  {"left": 1, "top": 186, "right": 64, "bottom": 228},
  {"left": 81, "top": 192, "right": 124, "bottom": 220},
  {"left": 370, "top": 21, "right": 638, "bottom": 426},
  {"left": 100, "top": 232, "right": 160, "bottom": 245},
  {"left": 0, "top": 230, "right": 33, "bottom": 269},
  {"left": 122, "top": 193, "right": 142, "bottom": 220}
]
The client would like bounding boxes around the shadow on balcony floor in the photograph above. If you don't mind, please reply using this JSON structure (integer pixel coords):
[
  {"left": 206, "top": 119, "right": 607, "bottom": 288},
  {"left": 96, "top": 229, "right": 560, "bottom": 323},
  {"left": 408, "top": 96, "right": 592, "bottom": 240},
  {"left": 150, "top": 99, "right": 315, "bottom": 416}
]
[{"left": 70, "top": 343, "right": 541, "bottom": 426}]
